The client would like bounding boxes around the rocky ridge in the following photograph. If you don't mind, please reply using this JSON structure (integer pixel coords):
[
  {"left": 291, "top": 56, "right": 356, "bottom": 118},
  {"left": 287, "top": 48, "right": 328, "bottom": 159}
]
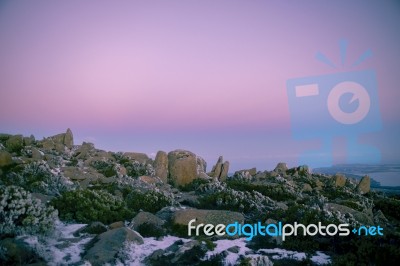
[{"left": 0, "top": 129, "right": 399, "bottom": 265}]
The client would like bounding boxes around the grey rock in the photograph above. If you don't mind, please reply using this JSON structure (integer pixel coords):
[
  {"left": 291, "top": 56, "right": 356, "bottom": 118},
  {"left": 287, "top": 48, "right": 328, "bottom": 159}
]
[
  {"left": 209, "top": 156, "right": 230, "bottom": 181},
  {"left": 84, "top": 227, "right": 143, "bottom": 266},
  {"left": 274, "top": 162, "right": 288, "bottom": 174},
  {"left": 130, "top": 211, "right": 165, "bottom": 231},
  {"left": 31, "top": 147, "right": 43, "bottom": 160},
  {"left": 74, "top": 222, "right": 108, "bottom": 236}
]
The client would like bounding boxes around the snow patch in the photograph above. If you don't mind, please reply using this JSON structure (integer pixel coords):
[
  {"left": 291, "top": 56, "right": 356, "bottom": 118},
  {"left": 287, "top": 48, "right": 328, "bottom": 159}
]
[
  {"left": 22, "top": 221, "right": 93, "bottom": 265},
  {"left": 259, "top": 248, "right": 331, "bottom": 265},
  {"left": 119, "top": 236, "right": 190, "bottom": 265}
]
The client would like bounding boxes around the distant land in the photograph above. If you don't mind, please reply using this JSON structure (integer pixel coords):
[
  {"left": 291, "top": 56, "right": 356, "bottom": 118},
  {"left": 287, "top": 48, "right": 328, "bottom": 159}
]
[{"left": 314, "top": 164, "right": 400, "bottom": 195}]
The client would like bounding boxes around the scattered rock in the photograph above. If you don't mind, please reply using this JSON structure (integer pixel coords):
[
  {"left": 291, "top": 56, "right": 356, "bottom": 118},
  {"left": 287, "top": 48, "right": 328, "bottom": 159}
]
[
  {"left": 84, "top": 227, "right": 143, "bottom": 265},
  {"left": 325, "top": 203, "right": 373, "bottom": 224},
  {"left": 146, "top": 239, "right": 208, "bottom": 265},
  {"left": 234, "top": 168, "right": 257, "bottom": 179},
  {"left": 246, "top": 255, "right": 273, "bottom": 266}
]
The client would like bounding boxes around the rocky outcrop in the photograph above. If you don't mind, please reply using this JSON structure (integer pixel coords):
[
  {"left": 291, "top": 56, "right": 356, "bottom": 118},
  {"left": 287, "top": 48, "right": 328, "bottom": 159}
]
[
  {"left": 168, "top": 149, "right": 198, "bottom": 186},
  {"left": 84, "top": 227, "right": 143, "bottom": 265},
  {"left": 154, "top": 150, "right": 168, "bottom": 182},
  {"left": 40, "top": 128, "right": 74, "bottom": 152},
  {"left": 325, "top": 203, "right": 373, "bottom": 225},
  {"left": 356, "top": 175, "right": 371, "bottom": 194},
  {"left": 209, "top": 156, "right": 230, "bottom": 181},
  {"left": 234, "top": 167, "right": 257, "bottom": 179},
  {"left": 334, "top": 173, "right": 347, "bottom": 187},
  {"left": 64, "top": 128, "right": 74, "bottom": 148},
  {"left": 273, "top": 162, "right": 288, "bottom": 175}
]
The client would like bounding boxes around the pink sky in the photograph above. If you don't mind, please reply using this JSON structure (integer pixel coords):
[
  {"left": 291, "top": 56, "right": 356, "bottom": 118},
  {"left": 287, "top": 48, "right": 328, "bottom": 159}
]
[{"left": 1, "top": 1, "right": 399, "bottom": 176}]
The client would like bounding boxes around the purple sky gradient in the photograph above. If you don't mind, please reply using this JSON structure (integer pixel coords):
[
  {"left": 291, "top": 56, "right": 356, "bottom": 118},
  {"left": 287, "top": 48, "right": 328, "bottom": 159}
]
[{"left": 1, "top": 1, "right": 399, "bottom": 178}]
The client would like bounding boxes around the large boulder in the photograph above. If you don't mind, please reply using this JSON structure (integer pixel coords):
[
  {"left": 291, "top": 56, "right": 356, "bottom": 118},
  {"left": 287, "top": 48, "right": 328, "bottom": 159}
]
[
  {"left": 168, "top": 150, "right": 198, "bottom": 187},
  {"left": 209, "top": 156, "right": 230, "bottom": 181},
  {"left": 40, "top": 129, "right": 74, "bottom": 152},
  {"left": 84, "top": 227, "right": 143, "bottom": 266},
  {"left": 130, "top": 211, "right": 166, "bottom": 237},
  {"left": 356, "top": 175, "right": 371, "bottom": 194},
  {"left": 273, "top": 162, "right": 288, "bottom": 174},
  {"left": 334, "top": 173, "right": 347, "bottom": 187},
  {"left": 0, "top": 150, "right": 13, "bottom": 168},
  {"left": 154, "top": 150, "right": 168, "bottom": 182}
]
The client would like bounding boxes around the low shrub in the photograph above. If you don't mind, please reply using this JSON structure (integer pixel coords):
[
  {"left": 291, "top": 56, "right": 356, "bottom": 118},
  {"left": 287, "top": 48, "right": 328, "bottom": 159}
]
[
  {"left": 0, "top": 185, "right": 58, "bottom": 236},
  {"left": 51, "top": 189, "right": 132, "bottom": 224},
  {"left": 126, "top": 190, "right": 171, "bottom": 213}
]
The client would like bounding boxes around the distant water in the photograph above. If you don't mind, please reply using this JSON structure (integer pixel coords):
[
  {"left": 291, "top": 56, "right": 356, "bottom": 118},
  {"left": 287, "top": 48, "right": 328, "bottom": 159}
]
[{"left": 314, "top": 164, "right": 400, "bottom": 187}]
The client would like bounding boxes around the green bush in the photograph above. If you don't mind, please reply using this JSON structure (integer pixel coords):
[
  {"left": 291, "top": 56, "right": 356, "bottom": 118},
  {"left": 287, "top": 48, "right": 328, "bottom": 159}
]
[
  {"left": 0, "top": 185, "right": 58, "bottom": 236},
  {"left": 91, "top": 160, "right": 117, "bottom": 177},
  {"left": 179, "top": 178, "right": 209, "bottom": 192},
  {"left": 51, "top": 189, "right": 132, "bottom": 224},
  {"left": 126, "top": 190, "right": 171, "bottom": 213},
  {"left": 374, "top": 197, "right": 400, "bottom": 220}
]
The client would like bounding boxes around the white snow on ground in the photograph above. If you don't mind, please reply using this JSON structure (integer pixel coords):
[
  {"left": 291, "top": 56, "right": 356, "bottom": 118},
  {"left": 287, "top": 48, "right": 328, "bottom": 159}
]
[
  {"left": 259, "top": 248, "right": 331, "bottom": 265},
  {"left": 22, "top": 221, "right": 93, "bottom": 265},
  {"left": 21, "top": 223, "right": 331, "bottom": 265},
  {"left": 205, "top": 238, "right": 251, "bottom": 265},
  {"left": 118, "top": 236, "right": 191, "bottom": 266},
  {"left": 206, "top": 238, "right": 331, "bottom": 265}
]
